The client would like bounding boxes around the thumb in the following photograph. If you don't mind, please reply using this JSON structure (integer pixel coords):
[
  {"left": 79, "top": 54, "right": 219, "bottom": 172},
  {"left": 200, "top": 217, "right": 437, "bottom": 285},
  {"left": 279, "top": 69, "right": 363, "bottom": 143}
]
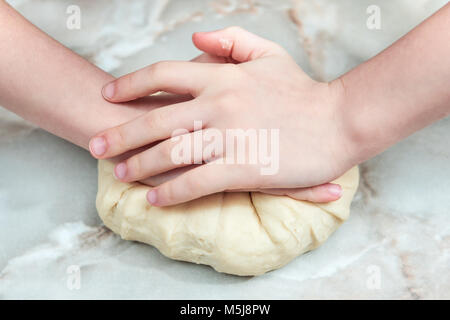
[{"left": 192, "top": 26, "right": 287, "bottom": 63}]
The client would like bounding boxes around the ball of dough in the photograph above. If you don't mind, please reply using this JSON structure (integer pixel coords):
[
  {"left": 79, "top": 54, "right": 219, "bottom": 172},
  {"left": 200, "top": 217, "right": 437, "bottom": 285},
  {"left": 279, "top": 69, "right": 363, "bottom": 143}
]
[{"left": 96, "top": 160, "right": 359, "bottom": 276}]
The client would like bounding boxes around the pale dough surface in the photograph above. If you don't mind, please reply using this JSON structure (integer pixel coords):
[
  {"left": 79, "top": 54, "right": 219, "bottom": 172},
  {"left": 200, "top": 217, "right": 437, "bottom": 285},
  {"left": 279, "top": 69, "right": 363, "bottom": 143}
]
[{"left": 96, "top": 160, "right": 359, "bottom": 276}]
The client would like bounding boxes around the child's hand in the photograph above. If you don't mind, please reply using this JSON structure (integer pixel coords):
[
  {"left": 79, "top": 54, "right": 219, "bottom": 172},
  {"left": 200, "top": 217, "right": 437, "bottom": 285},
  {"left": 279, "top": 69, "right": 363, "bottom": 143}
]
[{"left": 89, "top": 27, "right": 357, "bottom": 206}]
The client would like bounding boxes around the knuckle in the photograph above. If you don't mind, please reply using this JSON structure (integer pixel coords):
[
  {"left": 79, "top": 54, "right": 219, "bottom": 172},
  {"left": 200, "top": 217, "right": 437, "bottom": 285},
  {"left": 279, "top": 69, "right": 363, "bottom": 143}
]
[
  {"left": 183, "top": 174, "right": 200, "bottom": 191},
  {"left": 145, "top": 110, "right": 166, "bottom": 129},
  {"left": 161, "top": 183, "right": 177, "bottom": 204},
  {"left": 147, "top": 61, "right": 168, "bottom": 78},
  {"left": 127, "top": 156, "right": 142, "bottom": 179},
  {"left": 215, "top": 88, "right": 239, "bottom": 112},
  {"left": 116, "top": 73, "right": 135, "bottom": 98},
  {"left": 125, "top": 72, "right": 135, "bottom": 90},
  {"left": 215, "top": 92, "right": 232, "bottom": 112},
  {"left": 310, "top": 187, "right": 326, "bottom": 202},
  {"left": 303, "top": 188, "right": 315, "bottom": 202},
  {"left": 110, "top": 126, "right": 126, "bottom": 149},
  {"left": 161, "top": 140, "right": 175, "bottom": 161},
  {"left": 144, "top": 112, "right": 155, "bottom": 128}
]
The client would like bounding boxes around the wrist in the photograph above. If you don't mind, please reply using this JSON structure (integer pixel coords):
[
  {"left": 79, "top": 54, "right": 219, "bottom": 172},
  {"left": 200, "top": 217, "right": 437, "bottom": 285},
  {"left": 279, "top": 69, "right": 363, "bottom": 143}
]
[{"left": 328, "top": 76, "right": 372, "bottom": 168}]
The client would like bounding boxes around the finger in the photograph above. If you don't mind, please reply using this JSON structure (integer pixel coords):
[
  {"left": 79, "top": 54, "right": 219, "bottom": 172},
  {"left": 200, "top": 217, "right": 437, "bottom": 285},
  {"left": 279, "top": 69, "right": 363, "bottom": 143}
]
[
  {"left": 192, "top": 26, "right": 287, "bottom": 63},
  {"left": 255, "top": 183, "right": 342, "bottom": 203},
  {"left": 139, "top": 165, "right": 200, "bottom": 187},
  {"left": 140, "top": 169, "right": 343, "bottom": 205},
  {"left": 102, "top": 61, "right": 213, "bottom": 103},
  {"left": 146, "top": 162, "right": 253, "bottom": 207},
  {"left": 89, "top": 99, "right": 208, "bottom": 159},
  {"left": 113, "top": 129, "right": 223, "bottom": 182},
  {"left": 143, "top": 172, "right": 342, "bottom": 204}
]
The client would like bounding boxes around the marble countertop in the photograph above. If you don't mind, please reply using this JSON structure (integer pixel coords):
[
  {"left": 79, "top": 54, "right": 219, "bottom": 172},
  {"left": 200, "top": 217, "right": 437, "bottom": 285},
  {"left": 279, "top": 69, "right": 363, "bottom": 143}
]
[{"left": 0, "top": 0, "right": 449, "bottom": 299}]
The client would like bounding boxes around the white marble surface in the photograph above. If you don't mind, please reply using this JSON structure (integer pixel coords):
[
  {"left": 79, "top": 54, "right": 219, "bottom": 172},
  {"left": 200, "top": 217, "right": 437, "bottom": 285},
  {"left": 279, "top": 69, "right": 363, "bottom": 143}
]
[{"left": 1, "top": 0, "right": 449, "bottom": 299}]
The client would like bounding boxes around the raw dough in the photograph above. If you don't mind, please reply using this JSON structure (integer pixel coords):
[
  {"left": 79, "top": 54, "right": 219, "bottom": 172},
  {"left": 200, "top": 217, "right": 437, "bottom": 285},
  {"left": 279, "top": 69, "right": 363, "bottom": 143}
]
[{"left": 96, "top": 160, "right": 359, "bottom": 276}]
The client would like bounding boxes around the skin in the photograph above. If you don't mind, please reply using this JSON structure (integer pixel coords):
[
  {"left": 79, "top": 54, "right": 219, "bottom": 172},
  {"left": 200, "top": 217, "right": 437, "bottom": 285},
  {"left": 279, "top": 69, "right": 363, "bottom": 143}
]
[
  {"left": 0, "top": 1, "right": 341, "bottom": 203},
  {"left": 89, "top": 4, "right": 450, "bottom": 207}
]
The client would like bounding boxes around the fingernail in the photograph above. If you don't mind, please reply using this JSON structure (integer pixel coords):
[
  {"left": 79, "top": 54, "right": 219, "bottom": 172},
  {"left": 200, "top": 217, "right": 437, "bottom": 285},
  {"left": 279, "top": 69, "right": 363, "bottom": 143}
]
[
  {"left": 102, "top": 82, "right": 115, "bottom": 99},
  {"left": 114, "top": 162, "right": 127, "bottom": 180},
  {"left": 147, "top": 190, "right": 157, "bottom": 205},
  {"left": 328, "top": 184, "right": 342, "bottom": 197},
  {"left": 89, "top": 136, "right": 107, "bottom": 157}
]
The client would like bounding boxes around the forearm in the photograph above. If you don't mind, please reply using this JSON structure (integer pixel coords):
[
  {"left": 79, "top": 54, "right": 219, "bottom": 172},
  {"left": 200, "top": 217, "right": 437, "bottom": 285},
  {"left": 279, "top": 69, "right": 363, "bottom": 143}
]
[
  {"left": 338, "top": 3, "right": 450, "bottom": 164},
  {"left": 0, "top": 1, "right": 164, "bottom": 149}
]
